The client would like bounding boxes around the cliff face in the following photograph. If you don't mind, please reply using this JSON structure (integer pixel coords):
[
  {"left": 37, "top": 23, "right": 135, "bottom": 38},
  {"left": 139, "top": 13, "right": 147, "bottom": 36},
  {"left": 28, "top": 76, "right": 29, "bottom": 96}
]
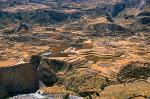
[{"left": 0, "top": 62, "right": 39, "bottom": 98}]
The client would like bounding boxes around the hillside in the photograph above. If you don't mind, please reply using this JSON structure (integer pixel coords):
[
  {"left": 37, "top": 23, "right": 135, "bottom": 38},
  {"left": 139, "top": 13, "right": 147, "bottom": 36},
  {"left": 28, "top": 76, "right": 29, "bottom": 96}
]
[{"left": 0, "top": 0, "right": 150, "bottom": 99}]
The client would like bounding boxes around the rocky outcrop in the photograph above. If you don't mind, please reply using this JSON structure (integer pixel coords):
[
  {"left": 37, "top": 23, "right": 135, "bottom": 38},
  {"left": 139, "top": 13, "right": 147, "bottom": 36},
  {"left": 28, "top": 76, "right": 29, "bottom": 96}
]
[
  {"left": 30, "top": 54, "right": 89, "bottom": 86},
  {"left": 38, "top": 61, "right": 58, "bottom": 86},
  {"left": 30, "top": 55, "right": 58, "bottom": 86},
  {"left": 31, "top": 54, "right": 88, "bottom": 72},
  {"left": 0, "top": 62, "right": 39, "bottom": 98}
]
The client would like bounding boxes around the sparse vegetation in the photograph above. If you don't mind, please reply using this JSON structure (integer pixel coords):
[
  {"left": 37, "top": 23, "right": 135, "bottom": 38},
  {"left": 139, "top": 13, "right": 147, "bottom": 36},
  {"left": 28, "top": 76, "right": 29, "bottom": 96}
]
[{"left": 0, "top": 0, "right": 150, "bottom": 98}]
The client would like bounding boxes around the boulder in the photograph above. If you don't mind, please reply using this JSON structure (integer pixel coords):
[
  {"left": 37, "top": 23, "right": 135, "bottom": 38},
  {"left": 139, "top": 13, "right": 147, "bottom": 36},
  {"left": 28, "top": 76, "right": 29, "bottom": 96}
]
[{"left": 0, "top": 61, "right": 39, "bottom": 98}]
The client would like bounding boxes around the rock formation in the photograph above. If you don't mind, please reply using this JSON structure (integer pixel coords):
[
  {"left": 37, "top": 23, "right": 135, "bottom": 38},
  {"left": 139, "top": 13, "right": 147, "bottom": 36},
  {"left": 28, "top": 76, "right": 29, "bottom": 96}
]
[
  {"left": 0, "top": 61, "right": 39, "bottom": 98},
  {"left": 0, "top": 0, "right": 150, "bottom": 98}
]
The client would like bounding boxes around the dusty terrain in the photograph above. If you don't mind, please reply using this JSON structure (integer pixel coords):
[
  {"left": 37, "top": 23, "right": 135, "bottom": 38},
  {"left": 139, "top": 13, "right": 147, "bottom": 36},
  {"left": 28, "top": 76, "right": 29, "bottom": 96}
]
[{"left": 0, "top": 0, "right": 150, "bottom": 99}]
